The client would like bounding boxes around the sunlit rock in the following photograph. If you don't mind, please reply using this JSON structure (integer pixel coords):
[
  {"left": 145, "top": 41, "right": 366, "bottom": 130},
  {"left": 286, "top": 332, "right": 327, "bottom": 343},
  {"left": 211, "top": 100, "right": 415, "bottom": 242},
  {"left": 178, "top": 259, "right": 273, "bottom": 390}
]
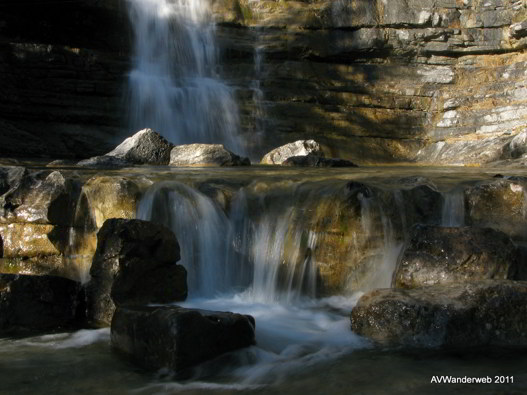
[
  {"left": 111, "top": 305, "right": 255, "bottom": 375},
  {"left": 261, "top": 140, "right": 323, "bottom": 165},
  {"left": 351, "top": 280, "right": 527, "bottom": 348},
  {"left": 0, "top": 274, "right": 83, "bottom": 335},
  {"left": 106, "top": 128, "right": 174, "bottom": 165},
  {"left": 80, "top": 175, "right": 151, "bottom": 229},
  {"left": 394, "top": 225, "right": 520, "bottom": 289},
  {"left": 169, "top": 144, "right": 250, "bottom": 167},
  {"left": 86, "top": 219, "right": 186, "bottom": 327}
]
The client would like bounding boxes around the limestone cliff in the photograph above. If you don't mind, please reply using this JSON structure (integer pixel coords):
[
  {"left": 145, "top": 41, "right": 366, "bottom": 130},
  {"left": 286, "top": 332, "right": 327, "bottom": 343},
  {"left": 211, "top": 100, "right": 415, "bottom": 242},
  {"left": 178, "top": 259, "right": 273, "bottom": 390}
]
[
  {"left": 0, "top": 0, "right": 526, "bottom": 164},
  {"left": 214, "top": 0, "right": 527, "bottom": 164}
]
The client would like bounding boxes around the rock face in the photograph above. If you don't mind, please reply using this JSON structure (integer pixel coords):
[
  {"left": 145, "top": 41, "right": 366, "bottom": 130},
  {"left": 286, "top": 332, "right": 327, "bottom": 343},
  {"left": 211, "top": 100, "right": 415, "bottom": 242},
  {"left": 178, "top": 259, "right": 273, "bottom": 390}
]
[
  {"left": 1, "top": 1, "right": 526, "bottom": 164},
  {"left": 351, "top": 280, "right": 527, "bottom": 348},
  {"left": 169, "top": 144, "right": 250, "bottom": 167},
  {"left": 111, "top": 305, "right": 255, "bottom": 374},
  {"left": 86, "top": 219, "right": 186, "bottom": 327},
  {"left": 0, "top": 274, "right": 83, "bottom": 334},
  {"left": 394, "top": 225, "right": 519, "bottom": 289},
  {"left": 261, "top": 140, "right": 323, "bottom": 165},
  {"left": 0, "top": 167, "right": 82, "bottom": 278},
  {"left": 0, "top": 0, "right": 130, "bottom": 159},
  {"left": 465, "top": 179, "right": 527, "bottom": 241},
  {"left": 282, "top": 155, "right": 358, "bottom": 168}
]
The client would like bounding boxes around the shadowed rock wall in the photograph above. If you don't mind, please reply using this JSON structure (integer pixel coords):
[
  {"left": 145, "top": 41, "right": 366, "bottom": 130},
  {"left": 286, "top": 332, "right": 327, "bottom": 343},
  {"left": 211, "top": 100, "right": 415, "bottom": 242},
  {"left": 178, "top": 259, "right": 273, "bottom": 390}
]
[{"left": 0, "top": 0, "right": 131, "bottom": 158}]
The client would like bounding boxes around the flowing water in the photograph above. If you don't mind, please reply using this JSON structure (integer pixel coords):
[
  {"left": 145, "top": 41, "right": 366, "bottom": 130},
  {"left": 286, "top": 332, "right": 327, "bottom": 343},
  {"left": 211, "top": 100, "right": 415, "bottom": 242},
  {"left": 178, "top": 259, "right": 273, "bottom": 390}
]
[{"left": 126, "top": 0, "right": 243, "bottom": 153}]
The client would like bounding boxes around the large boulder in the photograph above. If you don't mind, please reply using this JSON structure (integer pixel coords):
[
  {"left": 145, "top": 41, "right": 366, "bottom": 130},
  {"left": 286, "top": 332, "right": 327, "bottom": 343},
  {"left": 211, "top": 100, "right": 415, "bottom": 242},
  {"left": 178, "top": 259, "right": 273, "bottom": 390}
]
[
  {"left": 107, "top": 128, "right": 174, "bottom": 165},
  {"left": 169, "top": 144, "right": 250, "bottom": 167},
  {"left": 111, "top": 305, "right": 255, "bottom": 375},
  {"left": 394, "top": 225, "right": 519, "bottom": 289},
  {"left": 260, "top": 140, "right": 324, "bottom": 165},
  {"left": 78, "top": 129, "right": 174, "bottom": 167},
  {"left": 0, "top": 274, "right": 83, "bottom": 335},
  {"left": 282, "top": 155, "right": 358, "bottom": 167},
  {"left": 465, "top": 179, "right": 527, "bottom": 241},
  {"left": 86, "top": 219, "right": 186, "bottom": 327},
  {"left": 351, "top": 280, "right": 527, "bottom": 348}
]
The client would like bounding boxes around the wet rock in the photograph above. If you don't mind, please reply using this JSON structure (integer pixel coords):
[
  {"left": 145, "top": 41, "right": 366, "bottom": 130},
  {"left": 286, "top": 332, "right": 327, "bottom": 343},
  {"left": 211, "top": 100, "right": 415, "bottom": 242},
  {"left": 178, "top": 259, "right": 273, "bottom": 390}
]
[
  {"left": 77, "top": 155, "right": 131, "bottom": 169},
  {"left": 0, "top": 169, "right": 78, "bottom": 226},
  {"left": 465, "top": 179, "right": 527, "bottom": 241},
  {"left": 261, "top": 140, "right": 324, "bottom": 165},
  {"left": 351, "top": 280, "right": 527, "bottom": 348},
  {"left": 111, "top": 305, "right": 255, "bottom": 374},
  {"left": 282, "top": 155, "right": 358, "bottom": 167},
  {"left": 106, "top": 128, "right": 174, "bottom": 166},
  {"left": 398, "top": 185, "right": 444, "bottom": 227},
  {"left": 169, "top": 144, "right": 250, "bottom": 167},
  {"left": 80, "top": 176, "right": 151, "bottom": 229},
  {"left": 395, "top": 225, "right": 519, "bottom": 289},
  {"left": 86, "top": 219, "right": 186, "bottom": 327},
  {"left": 0, "top": 274, "right": 83, "bottom": 335}
]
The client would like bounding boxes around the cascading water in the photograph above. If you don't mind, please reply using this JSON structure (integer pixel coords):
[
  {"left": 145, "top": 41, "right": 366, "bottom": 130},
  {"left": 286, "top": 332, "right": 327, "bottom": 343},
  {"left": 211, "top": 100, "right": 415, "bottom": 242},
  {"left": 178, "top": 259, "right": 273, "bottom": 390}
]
[
  {"left": 441, "top": 188, "right": 465, "bottom": 226},
  {"left": 134, "top": 178, "right": 406, "bottom": 383},
  {"left": 126, "top": 0, "right": 243, "bottom": 153}
]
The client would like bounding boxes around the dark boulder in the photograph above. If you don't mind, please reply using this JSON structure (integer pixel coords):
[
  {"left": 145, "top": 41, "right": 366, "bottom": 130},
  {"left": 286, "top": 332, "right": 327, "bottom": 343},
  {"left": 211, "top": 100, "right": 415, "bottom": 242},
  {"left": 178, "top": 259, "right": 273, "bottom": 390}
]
[
  {"left": 0, "top": 274, "right": 83, "bottom": 335},
  {"left": 394, "top": 225, "right": 519, "bottom": 289},
  {"left": 111, "top": 305, "right": 255, "bottom": 375},
  {"left": 351, "top": 280, "right": 527, "bottom": 349},
  {"left": 86, "top": 219, "right": 186, "bottom": 327},
  {"left": 282, "top": 155, "right": 358, "bottom": 167}
]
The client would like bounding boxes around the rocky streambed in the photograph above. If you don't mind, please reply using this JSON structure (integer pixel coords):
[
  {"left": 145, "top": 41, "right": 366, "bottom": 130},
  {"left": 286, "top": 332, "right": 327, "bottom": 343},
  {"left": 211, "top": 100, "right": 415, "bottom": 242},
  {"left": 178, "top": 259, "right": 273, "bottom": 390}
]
[{"left": 0, "top": 156, "right": 526, "bottom": 393}]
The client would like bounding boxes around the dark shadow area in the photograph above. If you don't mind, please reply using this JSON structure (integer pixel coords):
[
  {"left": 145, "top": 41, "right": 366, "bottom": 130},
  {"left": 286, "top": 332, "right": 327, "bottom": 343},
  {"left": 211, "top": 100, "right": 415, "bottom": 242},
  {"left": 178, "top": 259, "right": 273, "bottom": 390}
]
[{"left": 0, "top": 0, "right": 132, "bottom": 159}]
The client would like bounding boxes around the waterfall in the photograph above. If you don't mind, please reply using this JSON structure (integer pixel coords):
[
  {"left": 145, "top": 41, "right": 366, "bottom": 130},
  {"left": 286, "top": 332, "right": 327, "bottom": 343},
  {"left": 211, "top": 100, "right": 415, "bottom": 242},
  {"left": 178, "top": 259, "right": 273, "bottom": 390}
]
[
  {"left": 441, "top": 188, "right": 465, "bottom": 227},
  {"left": 138, "top": 180, "right": 404, "bottom": 302},
  {"left": 138, "top": 182, "right": 233, "bottom": 297},
  {"left": 126, "top": 0, "right": 243, "bottom": 153}
]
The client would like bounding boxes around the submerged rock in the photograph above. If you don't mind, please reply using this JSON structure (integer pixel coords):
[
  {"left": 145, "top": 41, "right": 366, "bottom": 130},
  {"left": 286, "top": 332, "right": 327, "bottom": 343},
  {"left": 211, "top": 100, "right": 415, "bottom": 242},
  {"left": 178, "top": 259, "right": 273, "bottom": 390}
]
[
  {"left": 0, "top": 274, "right": 83, "bottom": 335},
  {"left": 86, "top": 219, "right": 186, "bottom": 327},
  {"left": 282, "top": 155, "right": 358, "bottom": 167},
  {"left": 111, "top": 305, "right": 255, "bottom": 374},
  {"left": 169, "top": 144, "right": 250, "bottom": 167},
  {"left": 261, "top": 140, "right": 324, "bottom": 165},
  {"left": 465, "top": 179, "right": 527, "bottom": 241},
  {"left": 394, "top": 225, "right": 519, "bottom": 289},
  {"left": 351, "top": 280, "right": 527, "bottom": 349}
]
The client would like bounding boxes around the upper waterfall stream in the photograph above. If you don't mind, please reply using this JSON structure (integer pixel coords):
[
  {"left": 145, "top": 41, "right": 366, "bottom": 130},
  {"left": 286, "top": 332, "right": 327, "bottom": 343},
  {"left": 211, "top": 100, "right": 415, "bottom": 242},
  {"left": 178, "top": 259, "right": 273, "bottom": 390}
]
[{"left": 126, "top": 0, "right": 243, "bottom": 153}]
